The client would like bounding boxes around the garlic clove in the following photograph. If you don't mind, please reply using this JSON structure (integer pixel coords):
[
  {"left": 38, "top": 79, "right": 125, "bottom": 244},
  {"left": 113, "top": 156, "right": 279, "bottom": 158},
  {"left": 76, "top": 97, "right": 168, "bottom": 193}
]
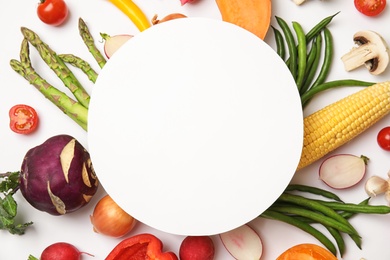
[{"left": 365, "top": 176, "right": 389, "bottom": 197}]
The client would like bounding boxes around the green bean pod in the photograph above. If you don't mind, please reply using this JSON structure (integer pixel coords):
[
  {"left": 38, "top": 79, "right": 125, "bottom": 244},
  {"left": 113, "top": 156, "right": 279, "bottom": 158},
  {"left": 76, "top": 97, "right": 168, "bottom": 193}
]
[
  {"left": 292, "top": 21, "right": 307, "bottom": 91},
  {"left": 311, "top": 28, "right": 333, "bottom": 89},
  {"left": 305, "top": 12, "right": 340, "bottom": 42},
  {"left": 301, "top": 79, "right": 375, "bottom": 106},
  {"left": 300, "top": 34, "right": 322, "bottom": 96},
  {"left": 276, "top": 16, "right": 297, "bottom": 80},
  {"left": 272, "top": 26, "right": 286, "bottom": 60},
  {"left": 269, "top": 206, "right": 357, "bottom": 234},
  {"left": 318, "top": 200, "right": 390, "bottom": 214},
  {"left": 285, "top": 184, "right": 343, "bottom": 202},
  {"left": 278, "top": 193, "right": 360, "bottom": 237},
  {"left": 326, "top": 226, "right": 346, "bottom": 257},
  {"left": 261, "top": 210, "right": 337, "bottom": 255}
]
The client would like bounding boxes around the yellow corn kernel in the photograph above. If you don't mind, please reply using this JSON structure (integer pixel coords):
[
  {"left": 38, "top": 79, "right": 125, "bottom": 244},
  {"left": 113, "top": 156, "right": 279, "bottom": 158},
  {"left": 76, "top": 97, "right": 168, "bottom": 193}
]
[{"left": 297, "top": 81, "right": 390, "bottom": 171}]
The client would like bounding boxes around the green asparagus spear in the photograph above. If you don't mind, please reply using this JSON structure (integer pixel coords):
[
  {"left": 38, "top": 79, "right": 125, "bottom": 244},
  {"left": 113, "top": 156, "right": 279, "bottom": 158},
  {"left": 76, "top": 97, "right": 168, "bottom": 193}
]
[
  {"left": 21, "top": 27, "right": 90, "bottom": 109},
  {"left": 10, "top": 39, "right": 88, "bottom": 130},
  {"left": 78, "top": 18, "right": 107, "bottom": 68},
  {"left": 59, "top": 54, "right": 98, "bottom": 83}
]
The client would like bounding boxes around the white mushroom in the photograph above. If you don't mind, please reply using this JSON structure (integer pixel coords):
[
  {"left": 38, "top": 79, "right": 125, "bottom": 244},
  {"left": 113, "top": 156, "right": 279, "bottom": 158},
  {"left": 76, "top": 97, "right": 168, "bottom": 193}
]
[{"left": 341, "top": 30, "right": 390, "bottom": 75}]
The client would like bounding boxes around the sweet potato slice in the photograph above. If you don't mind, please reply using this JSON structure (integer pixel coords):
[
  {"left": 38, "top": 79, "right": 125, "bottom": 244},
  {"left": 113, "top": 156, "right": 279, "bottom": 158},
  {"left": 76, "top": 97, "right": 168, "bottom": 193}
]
[{"left": 215, "top": 0, "right": 272, "bottom": 40}]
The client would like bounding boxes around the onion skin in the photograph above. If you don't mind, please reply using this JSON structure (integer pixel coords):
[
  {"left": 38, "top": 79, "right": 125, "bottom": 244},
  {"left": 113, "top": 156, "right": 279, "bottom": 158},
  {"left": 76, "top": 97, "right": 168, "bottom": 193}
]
[
  {"left": 90, "top": 195, "right": 137, "bottom": 237},
  {"left": 151, "top": 13, "right": 187, "bottom": 25},
  {"left": 19, "top": 135, "right": 99, "bottom": 215}
]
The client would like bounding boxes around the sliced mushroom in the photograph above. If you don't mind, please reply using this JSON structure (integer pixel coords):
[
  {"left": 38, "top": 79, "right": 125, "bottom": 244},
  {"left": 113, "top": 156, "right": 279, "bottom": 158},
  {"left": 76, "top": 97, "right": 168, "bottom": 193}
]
[{"left": 341, "top": 30, "right": 390, "bottom": 75}]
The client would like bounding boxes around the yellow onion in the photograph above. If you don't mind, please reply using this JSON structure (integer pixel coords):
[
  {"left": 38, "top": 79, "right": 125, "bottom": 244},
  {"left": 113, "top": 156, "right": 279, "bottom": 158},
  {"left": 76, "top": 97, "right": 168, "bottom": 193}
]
[{"left": 90, "top": 195, "right": 137, "bottom": 237}]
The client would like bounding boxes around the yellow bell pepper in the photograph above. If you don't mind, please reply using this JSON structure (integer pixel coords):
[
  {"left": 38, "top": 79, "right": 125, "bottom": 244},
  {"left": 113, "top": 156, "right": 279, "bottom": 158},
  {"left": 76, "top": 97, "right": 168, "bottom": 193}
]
[{"left": 108, "top": 0, "right": 151, "bottom": 32}]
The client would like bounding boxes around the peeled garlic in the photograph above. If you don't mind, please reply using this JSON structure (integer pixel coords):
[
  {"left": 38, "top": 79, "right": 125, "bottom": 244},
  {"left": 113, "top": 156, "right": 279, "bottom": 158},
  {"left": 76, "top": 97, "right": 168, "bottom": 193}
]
[{"left": 365, "top": 176, "right": 389, "bottom": 197}]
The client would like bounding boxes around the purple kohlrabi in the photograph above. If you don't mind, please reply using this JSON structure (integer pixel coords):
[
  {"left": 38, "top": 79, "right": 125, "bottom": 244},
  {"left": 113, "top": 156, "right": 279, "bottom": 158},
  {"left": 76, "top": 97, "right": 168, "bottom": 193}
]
[{"left": 19, "top": 134, "right": 99, "bottom": 215}]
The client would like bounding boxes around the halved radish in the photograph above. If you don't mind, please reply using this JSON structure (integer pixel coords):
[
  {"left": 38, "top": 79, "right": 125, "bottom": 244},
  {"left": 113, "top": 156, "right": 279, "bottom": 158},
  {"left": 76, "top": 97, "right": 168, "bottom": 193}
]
[
  {"left": 101, "top": 33, "right": 133, "bottom": 58},
  {"left": 319, "top": 154, "right": 369, "bottom": 189},
  {"left": 220, "top": 224, "right": 263, "bottom": 260}
]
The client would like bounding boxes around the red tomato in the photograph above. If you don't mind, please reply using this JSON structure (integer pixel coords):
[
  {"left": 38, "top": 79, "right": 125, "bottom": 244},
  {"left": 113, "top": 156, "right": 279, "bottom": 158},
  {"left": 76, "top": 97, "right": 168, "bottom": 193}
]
[
  {"left": 354, "top": 0, "right": 386, "bottom": 16},
  {"left": 9, "top": 104, "right": 39, "bottom": 135},
  {"left": 377, "top": 126, "right": 390, "bottom": 151},
  {"left": 37, "top": 0, "right": 69, "bottom": 26}
]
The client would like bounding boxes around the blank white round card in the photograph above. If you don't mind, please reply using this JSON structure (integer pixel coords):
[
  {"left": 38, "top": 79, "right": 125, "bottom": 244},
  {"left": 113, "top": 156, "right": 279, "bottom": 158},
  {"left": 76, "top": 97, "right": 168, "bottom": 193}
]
[{"left": 88, "top": 18, "right": 303, "bottom": 236}]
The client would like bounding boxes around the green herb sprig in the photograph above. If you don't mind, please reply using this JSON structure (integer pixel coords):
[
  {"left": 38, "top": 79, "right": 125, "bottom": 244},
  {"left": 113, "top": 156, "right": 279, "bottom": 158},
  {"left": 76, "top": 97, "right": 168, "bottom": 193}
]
[{"left": 0, "top": 172, "right": 33, "bottom": 235}]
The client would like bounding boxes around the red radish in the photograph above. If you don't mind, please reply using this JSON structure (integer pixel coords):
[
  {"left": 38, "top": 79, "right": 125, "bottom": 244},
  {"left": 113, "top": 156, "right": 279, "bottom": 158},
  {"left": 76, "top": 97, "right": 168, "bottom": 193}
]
[
  {"left": 179, "top": 236, "right": 215, "bottom": 260},
  {"left": 180, "top": 0, "right": 195, "bottom": 5},
  {"left": 100, "top": 33, "right": 133, "bottom": 58},
  {"left": 319, "top": 154, "right": 369, "bottom": 189},
  {"left": 40, "top": 242, "right": 93, "bottom": 260},
  {"left": 220, "top": 224, "right": 263, "bottom": 260}
]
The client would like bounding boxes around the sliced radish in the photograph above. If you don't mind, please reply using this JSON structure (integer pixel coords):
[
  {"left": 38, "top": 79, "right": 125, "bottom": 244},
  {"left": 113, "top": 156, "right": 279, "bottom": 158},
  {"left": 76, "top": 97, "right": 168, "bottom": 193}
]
[
  {"left": 319, "top": 154, "right": 369, "bottom": 189},
  {"left": 220, "top": 224, "right": 263, "bottom": 260},
  {"left": 101, "top": 33, "right": 133, "bottom": 58}
]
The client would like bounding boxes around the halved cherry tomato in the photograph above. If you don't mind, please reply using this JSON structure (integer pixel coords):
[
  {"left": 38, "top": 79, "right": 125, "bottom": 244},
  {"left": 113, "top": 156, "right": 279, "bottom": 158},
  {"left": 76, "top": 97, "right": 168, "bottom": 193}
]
[
  {"left": 377, "top": 126, "right": 390, "bottom": 151},
  {"left": 9, "top": 104, "right": 39, "bottom": 135},
  {"left": 37, "top": 0, "right": 69, "bottom": 26},
  {"left": 354, "top": 0, "right": 386, "bottom": 16}
]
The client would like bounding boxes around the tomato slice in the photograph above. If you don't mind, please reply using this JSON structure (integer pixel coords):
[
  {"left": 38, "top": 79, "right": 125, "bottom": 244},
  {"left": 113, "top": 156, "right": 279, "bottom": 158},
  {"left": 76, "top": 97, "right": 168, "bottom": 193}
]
[
  {"left": 354, "top": 0, "right": 386, "bottom": 16},
  {"left": 9, "top": 104, "right": 39, "bottom": 134}
]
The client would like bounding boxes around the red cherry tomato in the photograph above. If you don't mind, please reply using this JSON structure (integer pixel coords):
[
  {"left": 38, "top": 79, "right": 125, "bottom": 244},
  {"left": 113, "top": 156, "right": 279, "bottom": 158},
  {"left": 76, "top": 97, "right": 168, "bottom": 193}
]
[
  {"left": 9, "top": 104, "right": 39, "bottom": 135},
  {"left": 354, "top": 0, "right": 386, "bottom": 16},
  {"left": 377, "top": 126, "right": 390, "bottom": 151},
  {"left": 37, "top": 0, "right": 69, "bottom": 26}
]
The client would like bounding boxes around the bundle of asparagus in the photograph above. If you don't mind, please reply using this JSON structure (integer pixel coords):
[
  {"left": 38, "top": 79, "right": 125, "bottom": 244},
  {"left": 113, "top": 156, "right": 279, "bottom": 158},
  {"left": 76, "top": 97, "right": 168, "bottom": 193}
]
[{"left": 9, "top": 18, "right": 105, "bottom": 131}]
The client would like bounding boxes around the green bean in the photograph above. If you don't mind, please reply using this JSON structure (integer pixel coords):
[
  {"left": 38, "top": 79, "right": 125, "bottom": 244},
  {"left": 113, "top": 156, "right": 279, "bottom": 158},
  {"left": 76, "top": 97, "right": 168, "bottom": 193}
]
[
  {"left": 305, "top": 12, "right": 340, "bottom": 42},
  {"left": 311, "top": 28, "right": 333, "bottom": 89},
  {"left": 292, "top": 21, "right": 307, "bottom": 90},
  {"left": 300, "top": 34, "right": 322, "bottom": 94},
  {"left": 278, "top": 193, "right": 360, "bottom": 236},
  {"left": 325, "top": 226, "right": 346, "bottom": 257},
  {"left": 269, "top": 206, "right": 356, "bottom": 234},
  {"left": 303, "top": 40, "right": 317, "bottom": 79},
  {"left": 261, "top": 210, "right": 337, "bottom": 255},
  {"left": 284, "top": 12, "right": 338, "bottom": 66},
  {"left": 285, "top": 184, "right": 343, "bottom": 202},
  {"left": 276, "top": 16, "right": 297, "bottom": 80},
  {"left": 272, "top": 26, "right": 286, "bottom": 60},
  {"left": 301, "top": 79, "right": 376, "bottom": 106},
  {"left": 349, "top": 233, "right": 363, "bottom": 249},
  {"left": 339, "top": 198, "right": 370, "bottom": 219},
  {"left": 316, "top": 200, "right": 390, "bottom": 214}
]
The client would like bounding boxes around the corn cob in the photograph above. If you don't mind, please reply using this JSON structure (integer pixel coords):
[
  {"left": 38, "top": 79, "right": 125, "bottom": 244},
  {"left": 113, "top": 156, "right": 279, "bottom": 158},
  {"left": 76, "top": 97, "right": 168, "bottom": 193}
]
[{"left": 297, "top": 81, "right": 390, "bottom": 170}]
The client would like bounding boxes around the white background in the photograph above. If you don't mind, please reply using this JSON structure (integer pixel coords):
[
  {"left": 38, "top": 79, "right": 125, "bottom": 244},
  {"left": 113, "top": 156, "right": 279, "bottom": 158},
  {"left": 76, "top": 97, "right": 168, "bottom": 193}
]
[{"left": 1, "top": 0, "right": 390, "bottom": 259}]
